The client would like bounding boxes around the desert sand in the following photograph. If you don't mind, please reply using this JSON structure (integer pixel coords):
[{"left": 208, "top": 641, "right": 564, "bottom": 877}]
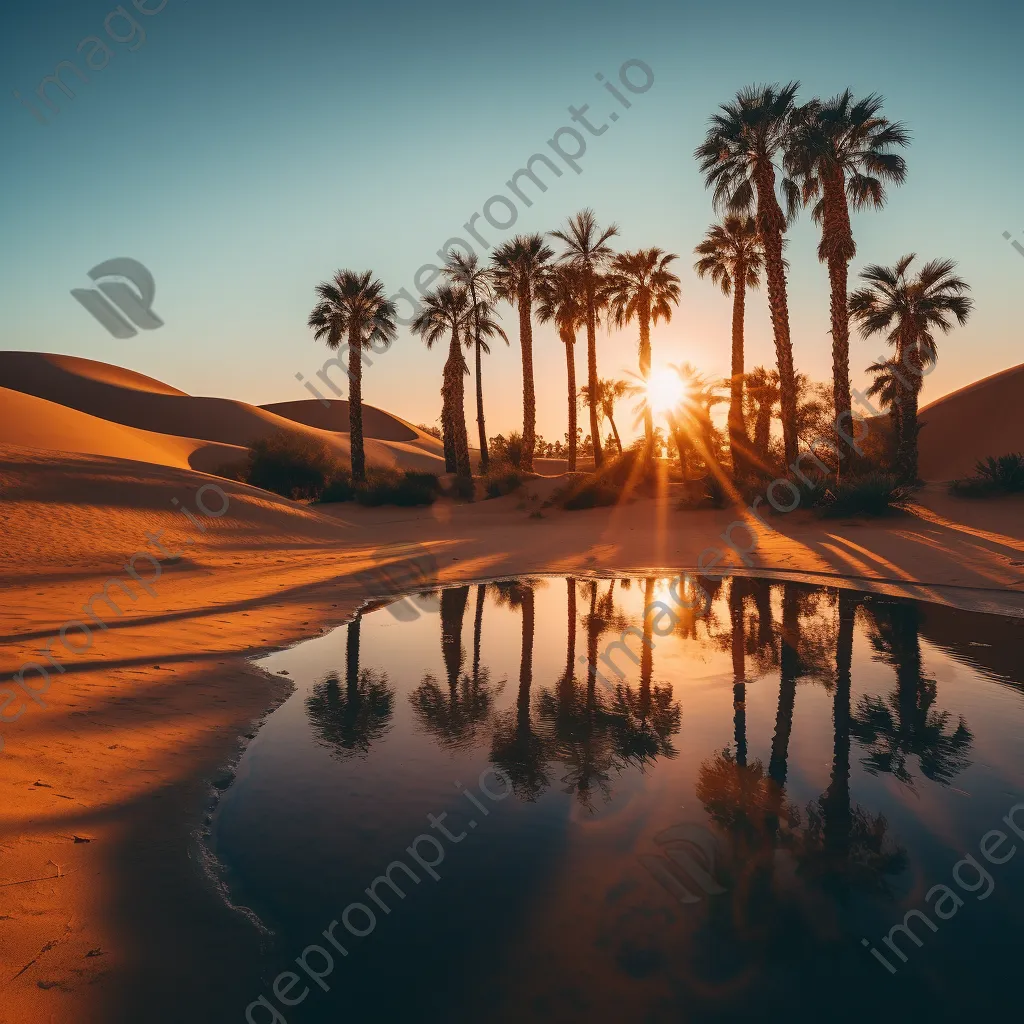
[{"left": 1, "top": 354, "right": 1023, "bottom": 1023}]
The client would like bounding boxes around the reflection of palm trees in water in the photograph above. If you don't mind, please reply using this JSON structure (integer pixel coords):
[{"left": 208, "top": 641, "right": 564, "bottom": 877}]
[
  {"left": 797, "top": 591, "right": 907, "bottom": 893},
  {"left": 305, "top": 613, "right": 395, "bottom": 759},
  {"left": 852, "top": 600, "right": 973, "bottom": 787},
  {"left": 490, "top": 580, "right": 551, "bottom": 800},
  {"left": 608, "top": 578, "right": 682, "bottom": 768},
  {"left": 409, "top": 585, "right": 500, "bottom": 750}
]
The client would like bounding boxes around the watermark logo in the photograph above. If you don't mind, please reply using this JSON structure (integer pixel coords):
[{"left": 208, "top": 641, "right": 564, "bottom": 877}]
[
  {"left": 1003, "top": 230, "right": 1024, "bottom": 260},
  {"left": 639, "top": 822, "right": 728, "bottom": 905},
  {"left": 71, "top": 258, "right": 164, "bottom": 339}
]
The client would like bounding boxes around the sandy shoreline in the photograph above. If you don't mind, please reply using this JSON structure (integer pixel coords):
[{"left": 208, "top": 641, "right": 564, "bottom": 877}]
[{"left": 2, "top": 444, "right": 1023, "bottom": 1022}]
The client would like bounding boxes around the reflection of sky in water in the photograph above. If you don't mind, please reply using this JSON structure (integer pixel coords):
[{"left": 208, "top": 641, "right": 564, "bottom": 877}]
[{"left": 214, "top": 578, "right": 1024, "bottom": 1023}]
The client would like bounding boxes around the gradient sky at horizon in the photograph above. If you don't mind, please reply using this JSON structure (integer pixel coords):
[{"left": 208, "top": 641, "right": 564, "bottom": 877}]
[{"left": 3, "top": 0, "right": 1022, "bottom": 442}]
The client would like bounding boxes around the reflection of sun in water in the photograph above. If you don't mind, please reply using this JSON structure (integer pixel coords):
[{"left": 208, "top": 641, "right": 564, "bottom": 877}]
[{"left": 646, "top": 368, "right": 686, "bottom": 415}]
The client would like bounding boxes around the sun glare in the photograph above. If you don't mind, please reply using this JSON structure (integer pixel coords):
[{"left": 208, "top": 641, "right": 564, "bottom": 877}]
[{"left": 646, "top": 368, "right": 686, "bottom": 415}]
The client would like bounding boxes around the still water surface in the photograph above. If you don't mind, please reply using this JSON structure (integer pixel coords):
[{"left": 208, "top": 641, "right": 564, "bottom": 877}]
[{"left": 212, "top": 576, "right": 1024, "bottom": 1023}]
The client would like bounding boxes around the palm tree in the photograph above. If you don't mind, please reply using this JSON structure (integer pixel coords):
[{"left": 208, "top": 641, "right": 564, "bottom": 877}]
[
  {"left": 410, "top": 284, "right": 473, "bottom": 477},
  {"left": 865, "top": 358, "right": 904, "bottom": 464},
  {"left": 852, "top": 601, "right": 973, "bottom": 787},
  {"left": 305, "top": 613, "right": 395, "bottom": 759},
  {"left": 786, "top": 92, "right": 910, "bottom": 429},
  {"left": 579, "top": 378, "right": 629, "bottom": 454},
  {"left": 696, "top": 83, "right": 802, "bottom": 465},
  {"left": 491, "top": 234, "right": 555, "bottom": 470},
  {"left": 665, "top": 363, "right": 724, "bottom": 477},
  {"left": 744, "top": 365, "right": 780, "bottom": 466},
  {"left": 550, "top": 210, "right": 620, "bottom": 468},
  {"left": 443, "top": 252, "right": 507, "bottom": 472},
  {"left": 308, "top": 270, "right": 398, "bottom": 483},
  {"left": 605, "top": 249, "right": 681, "bottom": 463},
  {"left": 694, "top": 216, "right": 764, "bottom": 475},
  {"left": 849, "top": 255, "right": 973, "bottom": 481},
  {"left": 490, "top": 580, "right": 550, "bottom": 800},
  {"left": 536, "top": 266, "right": 587, "bottom": 471}
]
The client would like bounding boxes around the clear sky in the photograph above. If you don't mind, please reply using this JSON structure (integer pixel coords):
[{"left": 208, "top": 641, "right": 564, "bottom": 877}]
[{"left": 3, "top": 0, "right": 1022, "bottom": 443}]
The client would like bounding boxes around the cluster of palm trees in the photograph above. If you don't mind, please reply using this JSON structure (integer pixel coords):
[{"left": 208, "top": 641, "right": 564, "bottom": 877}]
[{"left": 308, "top": 83, "right": 973, "bottom": 488}]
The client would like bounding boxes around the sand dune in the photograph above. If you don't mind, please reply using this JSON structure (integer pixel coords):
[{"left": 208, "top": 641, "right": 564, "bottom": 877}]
[
  {"left": 0, "top": 386, "right": 245, "bottom": 472},
  {"left": 918, "top": 362, "right": 1024, "bottom": 480},
  {"left": 0, "top": 351, "right": 444, "bottom": 474}
]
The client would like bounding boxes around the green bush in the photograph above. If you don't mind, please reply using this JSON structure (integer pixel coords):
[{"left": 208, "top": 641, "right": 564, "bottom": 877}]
[
  {"left": 319, "top": 473, "right": 355, "bottom": 503},
  {"left": 950, "top": 453, "right": 1024, "bottom": 497},
  {"left": 483, "top": 461, "right": 525, "bottom": 498},
  {"left": 247, "top": 432, "right": 345, "bottom": 501},
  {"left": 816, "top": 473, "right": 912, "bottom": 518}
]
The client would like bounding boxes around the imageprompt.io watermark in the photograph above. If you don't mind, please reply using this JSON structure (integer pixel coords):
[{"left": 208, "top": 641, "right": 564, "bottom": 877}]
[
  {"left": 640, "top": 822, "right": 728, "bottom": 905},
  {"left": 295, "top": 56, "right": 655, "bottom": 407},
  {"left": 1003, "top": 229, "right": 1024, "bottom": 260},
  {"left": 71, "top": 257, "right": 164, "bottom": 338}
]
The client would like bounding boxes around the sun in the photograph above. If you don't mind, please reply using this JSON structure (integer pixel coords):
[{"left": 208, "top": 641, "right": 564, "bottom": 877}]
[{"left": 645, "top": 368, "right": 686, "bottom": 415}]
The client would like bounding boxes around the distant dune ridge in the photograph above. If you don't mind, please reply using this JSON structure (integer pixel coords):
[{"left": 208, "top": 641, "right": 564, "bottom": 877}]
[
  {"left": 0, "top": 351, "right": 1020, "bottom": 481},
  {"left": 0, "top": 351, "right": 445, "bottom": 474},
  {"left": 916, "top": 363, "right": 1024, "bottom": 480}
]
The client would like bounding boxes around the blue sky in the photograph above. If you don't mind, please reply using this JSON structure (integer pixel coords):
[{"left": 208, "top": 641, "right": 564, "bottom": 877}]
[{"left": 3, "top": 0, "right": 1022, "bottom": 441}]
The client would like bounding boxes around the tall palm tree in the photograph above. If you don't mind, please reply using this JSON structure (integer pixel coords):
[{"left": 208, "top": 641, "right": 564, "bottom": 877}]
[
  {"left": 410, "top": 284, "right": 473, "bottom": 477},
  {"left": 865, "top": 358, "right": 905, "bottom": 464},
  {"left": 491, "top": 234, "right": 554, "bottom": 470},
  {"left": 696, "top": 83, "right": 802, "bottom": 465},
  {"left": 744, "top": 365, "right": 780, "bottom": 466},
  {"left": 308, "top": 270, "right": 398, "bottom": 483},
  {"left": 786, "top": 92, "right": 910, "bottom": 429},
  {"left": 694, "top": 216, "right": 765, "bottom": 475},
  {"left": 605, "top": 249, "right": 681, "bottom": 463},
  {"left": 443, "top": 252, "right": 508, "bottom": 472},
  {"left": 536, "top": 265, "right": 587, "bottom": 472},
  {"left": 849, "top": 255, "right": 973, "bottom": 481},
  {"left": 579, "top": 378, "right": 629, "bottom": 454},
  {"left": 550, "top": 209, "right": 620, "bottom": 468}
]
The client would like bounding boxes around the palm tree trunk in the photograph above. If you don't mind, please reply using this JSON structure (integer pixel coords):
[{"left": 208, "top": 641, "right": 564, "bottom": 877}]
[
  {"left": 468, "top": 277, "right": 489, "bottom": 473},
  {"left": 667, "top": 412, "right": 688, "bottom": 480},
  {"left": 899, "top": 381, "right": 920, "bottom": 484},
  {"left": 608, "top": 412, "right": 623, "bottom": 454},
  {"left": 518, "top": 585, "right": 535, "bottom": 730},
  {"left": 585, "top": 273, "right": 604, "bottom": 467},
  {"left": 346, "top": 613, "right": 361, "bottom": 693},
  {"left": 565, "top": 578, "right": 576, "bottom": 680},
  {"left": 823, "top": 589, "right": 855, "bottom": 860},
  {"left": 564, "top": 333, "right": 578, "bottom": 472},
  {"left": 755, "top": 174, "right": 798, "bottom": 466},
  {"left": 450, "top": 327, "right": 472, "bottom": 478},
  {"left": 641, "top": 578, "right": 654, "bottom": 719},
  {"left": 519, "top": 281, "right": 536, "bottom": 471},
  {"left": 472, "top": 584, "right": 485, "bottom": 683},
  {"left": 823, "top": 174, "right": 854, "bottom": 438},
  {"left": 730, "top": 580, "right": 747, "bottom": 768},
  {"left": 729, "top": 276, "right": 749, "bottom": 476},
  {"left": 475, "top": 338, "right": 488, "bottom": 473},
  {"left": 440, "top": 586, "right": 469, "bottom": 689},
  {"left": 639, "top": 297, "right": 654, "bottom": 467},
  {"left": 769, "top": 584, "right": 800, "bottom": 789},
  {"left": 347, "top": 326, "right": 366, "bottom": 483},
  {"left": 441, "top": 336, "right": 460, "bottom": 474}
]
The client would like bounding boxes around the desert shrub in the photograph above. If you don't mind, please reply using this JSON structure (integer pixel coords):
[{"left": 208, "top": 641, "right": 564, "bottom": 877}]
[
  {"left": 319, "top": 472, "right": 355, "bottom": 503},
  {"left": 416, "top": 423, "right": 443, "bottom": 440},
  {"left": 557, "top": 449, "right": 648, "bottom": 510},
  {"left": 950, "top": 452, "right": 1024, "bottom": 497},
  {"left": 815, "top": 473, "right": 912, "bottom": 518},
  {"left": 354, "top": 468, "right": 439, "bottom": 507},
  {"left": 483, "top": 461, "right": 525, "bottom": 498},
  {"left": 247, "top": 431, "right": 344, "bottom": 501},
  {"left": 489, "top": 431, "right": 528, "bottom": 468},
  {"left": 678, "top": 473, "right": 729, "bottom": 510}
]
